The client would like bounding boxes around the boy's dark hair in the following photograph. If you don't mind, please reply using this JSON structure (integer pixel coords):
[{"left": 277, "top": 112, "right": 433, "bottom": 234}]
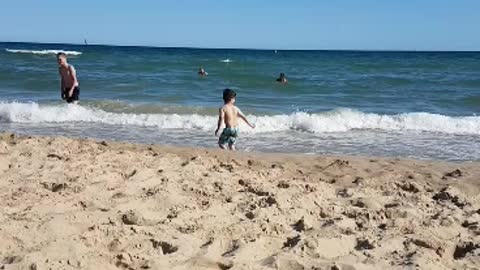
[
  {"left": 223, "top": 88, "right": 236, "bottom": 102},
  {"left": 56, "top": 52, "right": 67, "bottom": 58}
]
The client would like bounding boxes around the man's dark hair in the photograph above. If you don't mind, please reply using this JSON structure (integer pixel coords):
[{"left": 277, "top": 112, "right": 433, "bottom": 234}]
[
  {"left": 223, "top": 88, "right": 236, "bottom": 102},
  {"left": 56, "top": 52, "right": 67, "bottom": 58}
]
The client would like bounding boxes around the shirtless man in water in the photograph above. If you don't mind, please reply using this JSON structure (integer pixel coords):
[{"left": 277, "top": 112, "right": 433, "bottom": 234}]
[
  {"left": 215, "top": 88, "right": 255, "bottom": 150},
  {"left": 57, "top": 52, "right": 80, "bottom": 104}
]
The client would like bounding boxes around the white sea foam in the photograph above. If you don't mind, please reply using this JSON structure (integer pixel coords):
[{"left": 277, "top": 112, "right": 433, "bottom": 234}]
[
  {"left": 1, "top": 102, "right": 479, "bottom": 135},
  {"left": 220, "top": 58, "right": 233, "bottom": 63},
  {"left": 5, "top": 49, "right": 82, "bottom": 56}
]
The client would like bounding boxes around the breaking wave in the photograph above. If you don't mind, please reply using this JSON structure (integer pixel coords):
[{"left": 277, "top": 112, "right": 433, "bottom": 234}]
[
  {"left": 6, "top": 49, "right": 82, "bottom": 56},
  {"left": 0, "top": 102, "right": 479, "bottom": 135}
]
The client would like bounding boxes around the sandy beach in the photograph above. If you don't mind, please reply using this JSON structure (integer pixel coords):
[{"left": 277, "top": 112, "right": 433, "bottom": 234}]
[{"left": 0, "top": 132, "right": 479, "bottom": 270}]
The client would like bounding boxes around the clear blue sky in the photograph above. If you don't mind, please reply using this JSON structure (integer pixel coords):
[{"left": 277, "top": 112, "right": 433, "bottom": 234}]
[{"left": 1, "top": 0, "right": 479, "bottom": 50}]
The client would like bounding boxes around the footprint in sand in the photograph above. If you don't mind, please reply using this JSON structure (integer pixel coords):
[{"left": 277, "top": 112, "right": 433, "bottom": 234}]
[
  {"left": 121, "top": 210, "right": 143, "bottom": 225},
  {"left": 222, "top": 240, "right": 241, "bottom": 257},
  {"left": 283, "top": 235, "right": 301, "bottom": 249},
  {"left": 442, "top": 169, "right": 463, "bottom": 180},
  {"left": 453, "top": 241, "right": 480, "bottom": 259},
  {"left": 150, "top": 239, "right": 178, "bottom": 255},
  {"left": 41, "top": 182, "right": 67, "bottom": 193}
]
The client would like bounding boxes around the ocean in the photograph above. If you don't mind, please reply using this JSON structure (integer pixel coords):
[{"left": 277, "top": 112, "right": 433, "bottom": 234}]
[{"left": 1, "top": 42, "right": 479, "bottom": 161}]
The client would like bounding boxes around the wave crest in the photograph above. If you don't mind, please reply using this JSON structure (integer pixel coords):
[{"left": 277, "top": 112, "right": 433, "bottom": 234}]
[
  {"left": 0, "top": 102, "right": 479, "bottom": 135},
  {"left": 6, "top": 49, "right": 82, "bottom": 56}
]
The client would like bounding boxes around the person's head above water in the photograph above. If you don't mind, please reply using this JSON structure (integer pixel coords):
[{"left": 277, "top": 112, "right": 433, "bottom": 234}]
[
  {"left": 198, "top": 67, "right": 208, "bottom": 76},
  {"left": 56, "top": 52, "right": 68, "bottom": 67},
  {"left": 277, "top": 73, "right": 287, "bottom": 83},
  {"left": 223, "top": 88, "right": 236, "bottom": 104}
]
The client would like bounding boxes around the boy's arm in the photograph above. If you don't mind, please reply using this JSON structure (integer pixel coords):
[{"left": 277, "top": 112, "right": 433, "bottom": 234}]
[
  {"left": 237, "top": 108, "right": 255, "bottom": 128},
  {"left": 59, "top": 69, "right": 65, "bottom": 99},
  {"left": 67, "top": 65, "right": 79, "bottom": 97},
  {"left": 215, "top": 108, "right": 224, "bottom": 136},
  {"left": 60, "top": 78, "right": 65, "bottom": 99}
]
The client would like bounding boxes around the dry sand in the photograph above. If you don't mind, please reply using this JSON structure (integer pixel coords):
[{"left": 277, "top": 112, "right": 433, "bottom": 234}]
[{"left": 0, "top": 132, "right": 479, "bottom": 270}]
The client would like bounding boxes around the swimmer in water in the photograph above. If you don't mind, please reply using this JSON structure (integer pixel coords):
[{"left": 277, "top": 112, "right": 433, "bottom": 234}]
[
  {"left": 198, "top": 67, "right": 208, "bottom": 76},
  {"left": 276, "top": 73, "right": 288, "bottom": 83}
]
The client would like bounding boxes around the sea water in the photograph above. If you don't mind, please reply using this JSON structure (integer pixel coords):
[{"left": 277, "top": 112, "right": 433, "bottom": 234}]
[{"left": 1, "top": 42, "right": 479, "bottom": 161}]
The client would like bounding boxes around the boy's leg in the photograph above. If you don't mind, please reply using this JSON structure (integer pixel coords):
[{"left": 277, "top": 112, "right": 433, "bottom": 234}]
[
  {"left": 226, "top": 135, "right": 237, "bottom": 150},
  {"left": 72, "top": 87, "right": 80, "bottom": 104},
  {"left": 218, "top": 132, "right": 228, "bottom": 150},
  {"left": 66, "top": 87, "right": 79, "bottom": 104}
]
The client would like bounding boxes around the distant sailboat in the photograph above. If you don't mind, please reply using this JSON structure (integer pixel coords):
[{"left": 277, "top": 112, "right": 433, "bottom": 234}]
[{"left": 84, "top": 39, "right": 88, "bottom": 46}]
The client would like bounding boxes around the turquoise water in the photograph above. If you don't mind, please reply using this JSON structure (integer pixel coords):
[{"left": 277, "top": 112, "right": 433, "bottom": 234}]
[{"left": 1, "top": 42, "right": 479, "bottom": 161}]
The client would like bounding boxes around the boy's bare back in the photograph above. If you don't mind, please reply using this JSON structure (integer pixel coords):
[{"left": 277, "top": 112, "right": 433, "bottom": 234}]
[
  {"left": 215, "top": 88, "right": 255, "bottom": 150},
  {"left": 221, "top": 104, "right": 240, "bottom": 128}
]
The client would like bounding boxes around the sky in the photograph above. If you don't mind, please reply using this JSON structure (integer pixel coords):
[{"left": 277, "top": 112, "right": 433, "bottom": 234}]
[{"left": 0, "top": 0, "right": 479, "bottom": 51}]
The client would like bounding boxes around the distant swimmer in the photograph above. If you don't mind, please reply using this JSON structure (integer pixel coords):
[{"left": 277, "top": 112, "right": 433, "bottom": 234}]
[
  {"left": 276, "top": 73, "right": 288, "bottom": 83},
  {"left": 57, "top": 52, "right": 80, "bottom": 104},
  {"left": 215, "top": 88, "right": 255, "bottom": 151},
  {"left": 198, "top": 67, "right": 208, "bottom": 76}
]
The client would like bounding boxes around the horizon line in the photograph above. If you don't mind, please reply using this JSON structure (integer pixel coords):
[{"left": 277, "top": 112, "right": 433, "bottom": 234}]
[{"left": 1, "top": 40, "right": 479, "bottom": 53}]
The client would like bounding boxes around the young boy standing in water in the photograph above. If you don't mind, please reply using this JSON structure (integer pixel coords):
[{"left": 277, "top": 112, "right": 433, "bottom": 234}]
[
  {"left": 215, "top": 88, "right": 255, "bottom": 150},
  {"left": 57, "top": 52, "right": 80, "bottom": 104}
]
